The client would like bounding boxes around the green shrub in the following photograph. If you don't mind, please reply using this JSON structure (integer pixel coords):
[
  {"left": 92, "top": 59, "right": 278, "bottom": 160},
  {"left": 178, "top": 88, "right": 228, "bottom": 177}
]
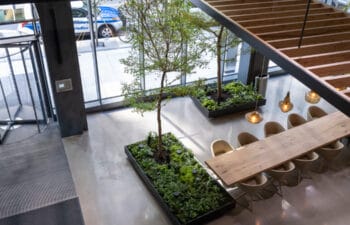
[{"left": 195, "top": 81, "right": 263, "bottom": 111}]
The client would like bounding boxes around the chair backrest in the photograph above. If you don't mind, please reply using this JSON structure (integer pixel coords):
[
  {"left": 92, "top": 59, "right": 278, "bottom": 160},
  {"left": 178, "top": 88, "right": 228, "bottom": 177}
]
[
  {"left": 318, "top": 140, "right": 344, "bottom": 161},
  {"left": 321, "top": 140, "right": 344, "bottom": 151},
  {"left": 239, "top": 173, "right": 268, "bottom": 188},
  {"left": 293, "top": 152, "right": 319, "bottom": 167},
  {"left": 287, "top": 113, "right": 307, "bottom": 129},
  {"left": 271, "top": 161, "right": 296, "bottom": 173},
  {"left": 237, "top": 132, "right": 259, "bottom": 147},
  {"left": 269, "top": 161, "right": 296, "bottom": 184},
  {"left": 307, "top": 106, "right": 327, "bottom": 121},
  {"left": 210, "top": 139, "right": 234, "bottom": 157},
  {"left": 264, "top": 121, "right": 285, "bottom": 137}
]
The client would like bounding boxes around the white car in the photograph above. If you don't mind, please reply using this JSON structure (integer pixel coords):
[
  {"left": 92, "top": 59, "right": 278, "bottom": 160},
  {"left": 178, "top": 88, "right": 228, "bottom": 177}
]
[
  {"left": 71, "top": 5, "right": 123, "bottom": 38},
  {"left": 18, "top": 2, "right": 123, "bottom": 38}
]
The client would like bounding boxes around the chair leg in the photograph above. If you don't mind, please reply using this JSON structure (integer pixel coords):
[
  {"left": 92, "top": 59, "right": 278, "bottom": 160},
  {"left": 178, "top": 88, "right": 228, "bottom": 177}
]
[
  {"left": 298, "top": 168, "right": 312, "bottom": 183},
  {"left": 232, "top": 191, "right": 252, "bottom": 212},
  {"left": 275, "top": 181, "right": 283, "bottom": 198},
  {"left": 297, "top": 170, "right": 302, "bottom": 184},
  {"left": 310, "top": 158, "right": 327, "bottom": 173},
  {"left": 346, "top": 137, "right": 350, "bottom": 146},
  {"left": 302, "top": 170, "right": 312, "bottom": 180},
  {"left": 270, "top": 180, "right": 282, "bottom": 198},
  {"left": 250, "top": 185, "right": 277, "bottom": 201}
]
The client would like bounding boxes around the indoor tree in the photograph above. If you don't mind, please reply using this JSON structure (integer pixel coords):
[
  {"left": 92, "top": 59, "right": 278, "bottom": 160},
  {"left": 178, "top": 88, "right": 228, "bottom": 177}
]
[
  {"left": 121, "top": 0, "right": 207, "bottom": 163},
  {"left": 211, "top": 26, "right": 240, "bottom": 103},
  {"left": 193, "top": 14, "right": 241, "bottom": 103}
]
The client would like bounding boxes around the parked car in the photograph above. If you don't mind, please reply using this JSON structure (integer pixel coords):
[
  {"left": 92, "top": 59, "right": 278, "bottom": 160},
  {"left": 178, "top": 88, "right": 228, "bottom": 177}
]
[{"left": 19, "top": 4, "right": 124, "bottom": 38}]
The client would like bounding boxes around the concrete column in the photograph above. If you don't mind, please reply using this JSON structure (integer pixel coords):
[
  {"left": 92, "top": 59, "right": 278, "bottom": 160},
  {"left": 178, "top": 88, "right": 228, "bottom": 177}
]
[
  {"left": 35, "top": 1, "right": 88, "bottom": 137},
  {"left": 237, "top": 42, "right": 269, "bottom": 85}
]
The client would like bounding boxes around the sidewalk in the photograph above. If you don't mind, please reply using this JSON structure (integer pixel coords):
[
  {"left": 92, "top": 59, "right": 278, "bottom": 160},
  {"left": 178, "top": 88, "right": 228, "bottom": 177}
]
[{"left": 75, "top": 36, "right": 131, "bottom": 54}]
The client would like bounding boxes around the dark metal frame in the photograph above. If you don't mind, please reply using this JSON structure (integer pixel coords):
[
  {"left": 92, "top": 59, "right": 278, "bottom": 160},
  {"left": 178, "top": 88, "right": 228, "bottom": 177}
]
[
  {"left": 0, "top": 36, "right": 49, "bottom": 144},
  {"left": 190, "top": 0, "right": 350, "bottom": 117},
  {"left": 125, "top": 142, "right": 235, "bottom": 225}
]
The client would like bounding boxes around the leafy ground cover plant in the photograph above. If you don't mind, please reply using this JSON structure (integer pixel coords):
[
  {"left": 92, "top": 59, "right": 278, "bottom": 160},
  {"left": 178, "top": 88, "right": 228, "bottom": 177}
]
[
  {"left": 193, "top": 81, "right": 263, "bottom": 111},
  {"left": 127, "top": 133, "right": 233, "bottom": 224}
]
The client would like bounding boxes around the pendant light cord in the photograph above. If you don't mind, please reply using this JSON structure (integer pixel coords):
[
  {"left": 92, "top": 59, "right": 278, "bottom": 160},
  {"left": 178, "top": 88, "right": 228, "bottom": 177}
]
[
  {"left": 298, "top": 0, "right": 312, "bottom": 48},
  {"left": 288, "top": 75, "right": 293, "bottom": 92}
]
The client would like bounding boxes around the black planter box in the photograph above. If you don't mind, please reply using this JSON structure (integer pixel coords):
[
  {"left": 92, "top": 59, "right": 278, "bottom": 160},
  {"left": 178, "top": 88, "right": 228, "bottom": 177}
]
[
  {"left": 125, "top": 145, "right": 235, "bottom": 225},
  {"left": 190, "top": 96, "right": 266, "bottom": 118}
]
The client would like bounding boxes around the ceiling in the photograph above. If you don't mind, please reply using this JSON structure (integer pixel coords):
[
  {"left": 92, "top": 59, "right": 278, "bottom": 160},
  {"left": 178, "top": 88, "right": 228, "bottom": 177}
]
[{"left": 191, "top": 0, "right": 350, "bottom": 116}]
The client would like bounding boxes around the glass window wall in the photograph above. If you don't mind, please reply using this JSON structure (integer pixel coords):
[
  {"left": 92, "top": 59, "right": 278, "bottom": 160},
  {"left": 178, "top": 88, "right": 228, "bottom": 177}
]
[{"left": 72, "top": 0, "right": 244, "bottom": 110}]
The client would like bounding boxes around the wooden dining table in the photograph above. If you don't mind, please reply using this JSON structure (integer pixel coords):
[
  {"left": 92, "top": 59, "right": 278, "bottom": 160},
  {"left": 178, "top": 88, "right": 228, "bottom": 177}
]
[{"left": 205, "top": 111, "right": 350, "bottom": 186}]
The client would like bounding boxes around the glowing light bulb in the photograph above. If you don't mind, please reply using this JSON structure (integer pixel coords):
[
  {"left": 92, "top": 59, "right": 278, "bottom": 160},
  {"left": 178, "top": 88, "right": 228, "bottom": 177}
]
[
  {"left": 279, "top": 91, "right": 293, "bottom": 113},
  {"left": 305, "top": 90, "right": 320, "bottom": 104},
  {"left": 336, "top": 86, "right": 346, "bottom": 91},
  {"left": 245, "top": 111, "right": 263, "bottom": 124}
]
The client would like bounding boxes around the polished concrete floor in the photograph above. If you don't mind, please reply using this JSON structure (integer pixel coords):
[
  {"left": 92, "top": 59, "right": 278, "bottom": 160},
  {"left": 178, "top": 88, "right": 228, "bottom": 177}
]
[{"left": 63, "top": 75, "right": 350, "bottom": 225}]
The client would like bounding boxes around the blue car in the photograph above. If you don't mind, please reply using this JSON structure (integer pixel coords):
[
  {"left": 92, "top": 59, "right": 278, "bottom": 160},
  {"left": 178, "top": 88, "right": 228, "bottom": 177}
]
[{"left": 20, "top": 5, "right": 124, "bottom": 38}]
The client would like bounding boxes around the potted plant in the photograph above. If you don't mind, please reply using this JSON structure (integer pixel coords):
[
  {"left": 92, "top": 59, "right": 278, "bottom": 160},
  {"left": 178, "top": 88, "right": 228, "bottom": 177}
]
[
  {"left": 125, "top": 133, "right": 235, "bottom": 225},
  {"left": 121, "top": 0, "right": 235, "bottom": 224},
  {"left": 189, "top": 14, "right": 266, "bottom": 118},
  {"left": 190, "top": 80, "right": 266, "bottom": 118}
]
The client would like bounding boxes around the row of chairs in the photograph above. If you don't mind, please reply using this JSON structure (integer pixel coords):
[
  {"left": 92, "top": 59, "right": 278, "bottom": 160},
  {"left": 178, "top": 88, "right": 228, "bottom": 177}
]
[{"left": 210, "top": 106, "right": 344, "bottom": 210}]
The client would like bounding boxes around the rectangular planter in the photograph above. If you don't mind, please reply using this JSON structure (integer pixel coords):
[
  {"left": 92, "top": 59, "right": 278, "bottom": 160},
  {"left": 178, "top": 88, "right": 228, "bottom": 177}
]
[
  {"left": 191, "top": 96, "right": 266, "bottom": 118},
  {"left": 125, "top": 145, "right": 235, "bottom": 225}
]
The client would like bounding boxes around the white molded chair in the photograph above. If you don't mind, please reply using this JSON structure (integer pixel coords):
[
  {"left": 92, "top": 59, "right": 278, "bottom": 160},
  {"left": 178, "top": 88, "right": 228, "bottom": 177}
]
[
  {"left": 307, "top": 106, "right": 327, "bottom": 121},
  {"left": 264, "top": 121, "right": 285, "bottom": 137},
  {"left": 293, "top": 152, "right": 319, "bottom": 183},
  {"left": 237, "top": 132, "right": 259, "bottom": 147},
  {"left": 287, "top": 114, "right": 319, "bottom": 182},
  {"left": 312, "top": 140, "right": 344, "bottom": 172},
  {"left": 210, "top": 139, "right": 234, "bottom": 157},
  {"left": 317, "top": 141, "right": 344, "bottom": 161},
  {"left": 287, "top": 113, "right": 307, "bottom": 129},
  {"left": 267, "top": 161, "right": 297, "bottom": 193},
  {"left": 264, "top": 121, "right": 297, "bottom": 188},
  {"left": 236, "top": 132, "right": 275, "bottom": 206},
  {"left": 238, "top": 173, "right": 276, "bottom": 203}
]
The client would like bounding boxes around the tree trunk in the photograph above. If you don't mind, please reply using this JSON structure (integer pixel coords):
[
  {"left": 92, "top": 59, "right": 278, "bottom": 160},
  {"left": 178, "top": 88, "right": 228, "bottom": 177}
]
[
  {"left": 217, "top": 26, "right": 224, "bottom": 103},
  {"left": 154, "top": 71, "right": 169, "bottom": 163}
]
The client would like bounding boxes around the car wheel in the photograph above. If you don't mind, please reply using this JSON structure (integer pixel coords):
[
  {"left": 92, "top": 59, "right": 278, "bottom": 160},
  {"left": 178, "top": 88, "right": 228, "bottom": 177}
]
[{"left": 98, "top": 25, "right": 115, "bottom": 38}]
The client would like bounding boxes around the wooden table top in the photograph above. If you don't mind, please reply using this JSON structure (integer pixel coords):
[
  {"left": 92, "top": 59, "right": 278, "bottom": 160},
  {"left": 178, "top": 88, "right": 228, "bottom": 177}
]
[{"left": 205, "top": 111, "right": 350, "bottom": 186}]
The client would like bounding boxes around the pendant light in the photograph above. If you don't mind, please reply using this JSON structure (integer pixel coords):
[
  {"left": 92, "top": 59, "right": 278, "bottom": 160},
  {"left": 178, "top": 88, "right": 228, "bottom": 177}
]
[
  {"left": 245, "top": 110, "right": 263, "bottom": 124},
  {"left": 246, "top": 56, "right": 265, "bottom": 124},
  {"left": 305, "top": 90, "right": 320, "bottom": 104},
  {"left": 279, "top": 91, "right": 293, "bottom": 112},
  {"left": 336, "top": 86, "right": 346, "bottom": 91},
  {"left": 299, "top": 1, "right": 320, "bottom": 105},
  {"left": 279, "top": 75, "right": 294, "bottom": 113}
]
